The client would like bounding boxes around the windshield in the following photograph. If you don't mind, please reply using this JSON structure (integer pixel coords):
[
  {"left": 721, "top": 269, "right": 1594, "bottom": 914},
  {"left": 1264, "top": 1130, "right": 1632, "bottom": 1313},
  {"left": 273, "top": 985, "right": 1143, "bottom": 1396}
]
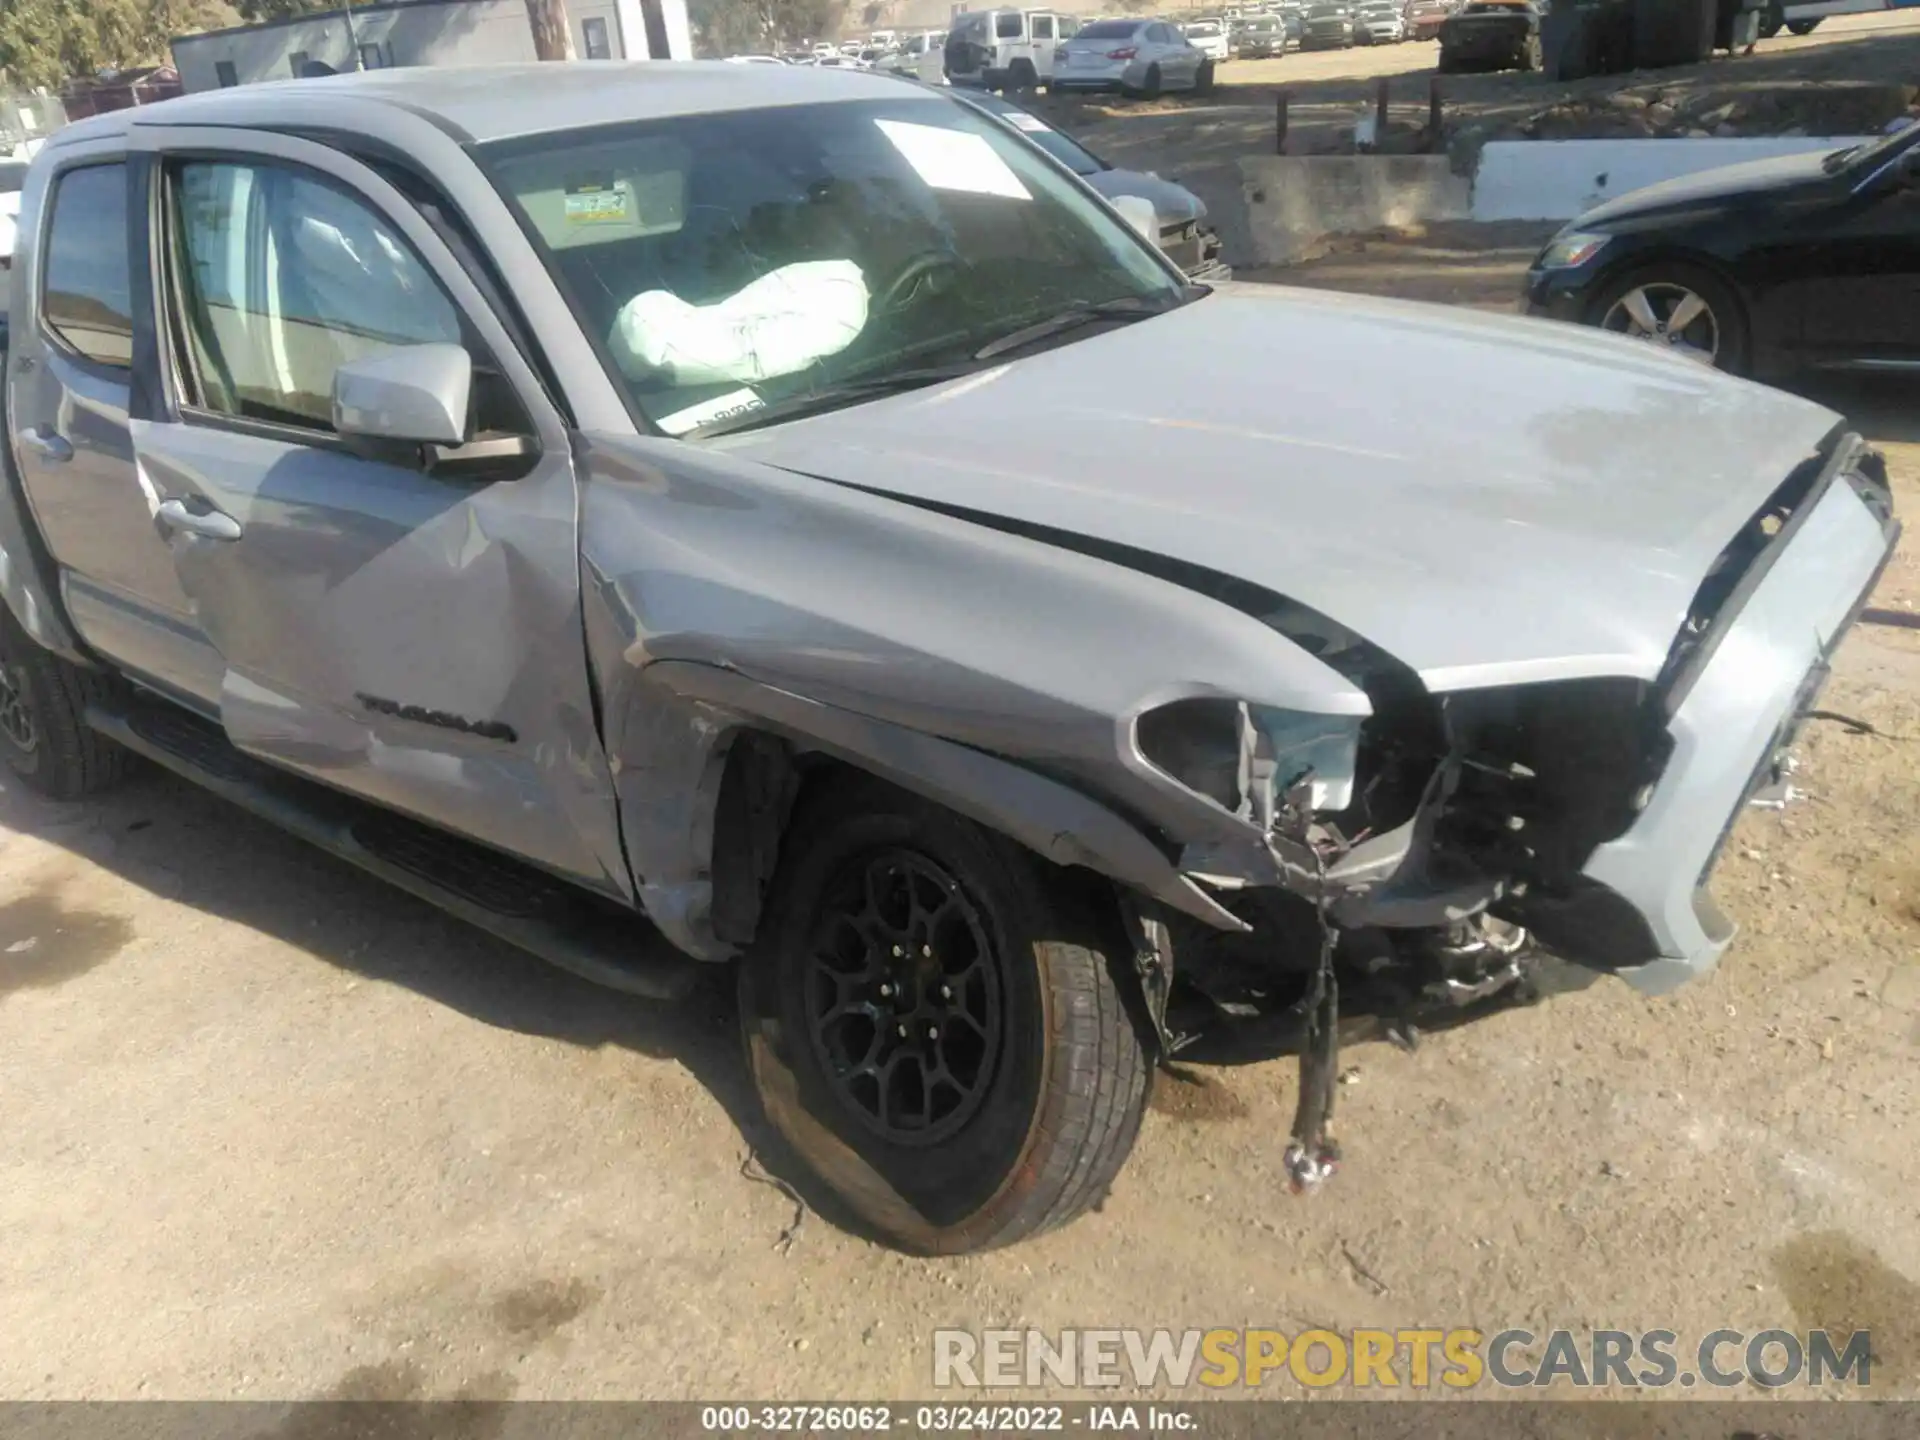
[
  {"left": 1823, "top": 120, "right": 1920, "bottom": 176},
  {"left": 480, "top": 97, "right": 1181, "bottom": 438}
]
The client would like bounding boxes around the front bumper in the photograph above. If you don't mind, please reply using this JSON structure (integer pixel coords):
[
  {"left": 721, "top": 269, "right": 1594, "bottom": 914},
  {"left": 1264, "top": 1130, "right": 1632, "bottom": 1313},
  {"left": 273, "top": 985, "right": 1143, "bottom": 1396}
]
[
  {"left": 1583, "top": 439, "right": 1897, "bottom": 994},
  {"left": 1523, "top": 263, "right": 1591, "bottom": 321}
]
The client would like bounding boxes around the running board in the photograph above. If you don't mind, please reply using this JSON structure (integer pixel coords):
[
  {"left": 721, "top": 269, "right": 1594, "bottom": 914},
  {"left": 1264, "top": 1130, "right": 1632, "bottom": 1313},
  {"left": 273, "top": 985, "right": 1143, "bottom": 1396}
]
[{"left": 86, "top": 699, "right": 704, "bottom": 1001}]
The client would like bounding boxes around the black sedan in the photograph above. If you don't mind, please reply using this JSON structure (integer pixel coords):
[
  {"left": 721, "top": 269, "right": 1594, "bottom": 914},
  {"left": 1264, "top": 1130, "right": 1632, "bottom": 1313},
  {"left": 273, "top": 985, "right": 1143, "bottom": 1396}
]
[{"left": 1523, "top": 123, "right": 1920, "bottom": 377}]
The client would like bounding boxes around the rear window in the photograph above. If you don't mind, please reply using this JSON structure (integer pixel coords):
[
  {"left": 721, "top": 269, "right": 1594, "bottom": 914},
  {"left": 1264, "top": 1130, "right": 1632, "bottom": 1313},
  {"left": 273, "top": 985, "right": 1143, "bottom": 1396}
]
[
  {"left": 1075, "top": 19, "right": 1140, "bottom": 37},
  {"left": 1185, "top": 22, "right": 1222, "bottom": 35},
  {"left": 41, "top": 163, "right": 134, "bottom": 369},
  {"left": 995, "top": 12, "right": 1023, "bottom": 37}
]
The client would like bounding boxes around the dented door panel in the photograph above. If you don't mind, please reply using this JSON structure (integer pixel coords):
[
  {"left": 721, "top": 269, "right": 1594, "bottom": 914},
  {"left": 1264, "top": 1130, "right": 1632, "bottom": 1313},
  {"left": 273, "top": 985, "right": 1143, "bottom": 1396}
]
[
  {"left": 128, "top": 125, "right": 630, "bottom": 898},
  {"left": 133, "top": 419, "right": 629, "bottom": 894}
]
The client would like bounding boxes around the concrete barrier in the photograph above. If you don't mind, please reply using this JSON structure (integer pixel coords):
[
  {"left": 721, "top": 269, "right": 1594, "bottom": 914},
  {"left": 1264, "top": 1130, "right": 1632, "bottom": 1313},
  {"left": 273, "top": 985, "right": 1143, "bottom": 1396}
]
[
  {"left": 1239, "top": 155, "right": 1471, "bottom": 266},
  {"left": 1237, "top": 135, "right": 1875, "bottom": 265},
  {"left": 1470, "top": 136, "right": 1874, "bottom": 221}
]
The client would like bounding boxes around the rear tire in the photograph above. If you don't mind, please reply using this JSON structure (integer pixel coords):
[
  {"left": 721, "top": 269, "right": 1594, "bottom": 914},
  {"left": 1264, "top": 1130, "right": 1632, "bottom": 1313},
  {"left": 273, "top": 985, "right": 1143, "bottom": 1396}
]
[
  {"left": 1141, "top": 62, "right": 1163, "bottom": 98},
  {"left": 1007, "top": 58, "right": 1037, "bottom": 92},
  {"left": 0, "top": 607, "right": 131, "bottom": 801},
  {"left": 739, "top": 780, "right": 1150, "bottom": 1255},
  {"left": 1786, "top": 18, "right": 1819, "bottom": 34}
]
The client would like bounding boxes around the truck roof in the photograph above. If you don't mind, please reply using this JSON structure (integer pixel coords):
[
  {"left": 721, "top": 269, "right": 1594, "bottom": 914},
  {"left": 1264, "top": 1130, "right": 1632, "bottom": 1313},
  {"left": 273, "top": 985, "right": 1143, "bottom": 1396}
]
[{"left": 41, "top": 61, "right": 940, "bottom": 148}]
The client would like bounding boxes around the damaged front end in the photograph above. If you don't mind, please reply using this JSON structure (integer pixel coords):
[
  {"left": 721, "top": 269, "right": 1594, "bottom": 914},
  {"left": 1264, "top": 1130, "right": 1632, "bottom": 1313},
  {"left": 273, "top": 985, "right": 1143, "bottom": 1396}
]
[{"left": 1124, "top": 435, "right": 1898, "bottom": 1163}]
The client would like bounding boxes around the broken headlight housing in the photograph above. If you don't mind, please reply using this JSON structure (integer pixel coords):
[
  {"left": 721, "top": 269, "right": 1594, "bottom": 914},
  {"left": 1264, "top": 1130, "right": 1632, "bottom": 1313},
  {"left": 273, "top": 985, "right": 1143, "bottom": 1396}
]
[{"left": 1135, "top": 699, "right": 1363, "bottom": 826}]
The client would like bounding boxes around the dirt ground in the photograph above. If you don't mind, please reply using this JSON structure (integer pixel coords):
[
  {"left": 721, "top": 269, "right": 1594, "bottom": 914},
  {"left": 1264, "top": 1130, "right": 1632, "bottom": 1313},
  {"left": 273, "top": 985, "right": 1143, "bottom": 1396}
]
[{"left": 9, "top": 30, "right": 1920, "bottom": 1410}]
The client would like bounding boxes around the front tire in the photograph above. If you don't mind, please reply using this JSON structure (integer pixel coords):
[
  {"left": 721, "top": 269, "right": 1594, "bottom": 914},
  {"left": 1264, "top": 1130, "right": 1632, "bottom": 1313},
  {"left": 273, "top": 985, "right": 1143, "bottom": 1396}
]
[
  {"left": 1141, "top": 62, "right": 1163, "bottom": 98},
  {"left": 0, "top": 608, "right": 131, "bottom": 800},
  {"left": 739, "top": 781, "right": 1150, "bottom": 1255},
  {"left": 1589, "top": 260, "right": 1750, "bottom": 374}
]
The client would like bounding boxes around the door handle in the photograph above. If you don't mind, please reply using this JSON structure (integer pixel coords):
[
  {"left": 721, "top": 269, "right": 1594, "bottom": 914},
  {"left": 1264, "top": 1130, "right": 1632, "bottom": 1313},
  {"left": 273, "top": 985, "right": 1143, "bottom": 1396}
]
[
  {"left": 157, "top": 498, "right": 243, "bottom": 542},
  {"left": 18, "top": 427, "right": 73, "bottom": 464}
]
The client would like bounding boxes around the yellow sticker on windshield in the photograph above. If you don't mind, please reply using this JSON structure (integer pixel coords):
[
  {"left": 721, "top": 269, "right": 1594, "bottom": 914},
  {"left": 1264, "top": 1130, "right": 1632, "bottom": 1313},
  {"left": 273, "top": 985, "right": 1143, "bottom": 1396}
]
[{"left": 564, "top": 182, "right": 632, "bottom": 224}]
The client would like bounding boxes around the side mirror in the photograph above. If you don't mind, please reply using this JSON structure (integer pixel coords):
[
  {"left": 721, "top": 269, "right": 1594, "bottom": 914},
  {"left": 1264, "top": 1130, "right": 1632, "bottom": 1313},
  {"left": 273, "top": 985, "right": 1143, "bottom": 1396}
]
[
  {"left": 1111, "top": 193, "right": 1159, "bottom": 242},
  {"left": 331, "top": 343, "right": 471, "bottom": 445}
]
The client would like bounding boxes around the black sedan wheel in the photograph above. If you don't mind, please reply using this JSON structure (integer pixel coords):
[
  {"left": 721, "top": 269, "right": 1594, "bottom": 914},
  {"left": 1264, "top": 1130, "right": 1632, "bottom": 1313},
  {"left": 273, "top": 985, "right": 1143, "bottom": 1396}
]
[
  {"left": 740, "top": 779, "right": 1149, "bottom": 1254},
  {"left": 1593, "top": 263, "right": 1748, "bottom": 373}
]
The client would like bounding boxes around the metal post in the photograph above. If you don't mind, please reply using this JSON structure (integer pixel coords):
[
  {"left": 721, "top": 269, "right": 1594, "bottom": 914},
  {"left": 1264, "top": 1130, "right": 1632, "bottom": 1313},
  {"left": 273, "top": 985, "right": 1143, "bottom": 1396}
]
[
  {"left": 1276, "top": 89, "right": 1289, "bottom": 155},
  {"left": 1375, "top": 76, "right": 1389, "bottom": 136},
  {"left": 342, "top": 0, "right": 363, "bottom": 68},
  {"left": 1428, "top": 73, "right": 1443, "bottom": 144}
]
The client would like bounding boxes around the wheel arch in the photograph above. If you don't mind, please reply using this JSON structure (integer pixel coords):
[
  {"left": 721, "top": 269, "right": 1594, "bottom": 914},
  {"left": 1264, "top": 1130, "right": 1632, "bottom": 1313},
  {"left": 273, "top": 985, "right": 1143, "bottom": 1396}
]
[
  {"left": 630, "top": 661, "right": 1240, "bottom": 968},
  {"left": 1578, "top": 244, "right": 1749, "bottom": 331}
]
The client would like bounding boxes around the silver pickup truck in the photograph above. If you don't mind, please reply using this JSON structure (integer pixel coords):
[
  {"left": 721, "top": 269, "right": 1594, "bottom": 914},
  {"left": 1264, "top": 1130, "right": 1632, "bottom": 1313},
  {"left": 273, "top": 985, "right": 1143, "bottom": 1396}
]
[{"left": 0, "top": 63, "right": 1896, "bottom": 1255}]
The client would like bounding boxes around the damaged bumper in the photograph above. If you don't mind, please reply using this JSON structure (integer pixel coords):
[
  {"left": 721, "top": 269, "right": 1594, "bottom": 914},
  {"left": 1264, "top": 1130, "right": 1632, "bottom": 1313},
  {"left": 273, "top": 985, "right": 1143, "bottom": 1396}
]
[{"left": 1588, "top": 441, "right": 1898, "bottom": 993}]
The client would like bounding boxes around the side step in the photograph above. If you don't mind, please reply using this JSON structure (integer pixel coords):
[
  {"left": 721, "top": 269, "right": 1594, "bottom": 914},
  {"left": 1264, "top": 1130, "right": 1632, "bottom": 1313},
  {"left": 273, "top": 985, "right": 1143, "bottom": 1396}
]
[{"left": 87, "top": 699, "right": 704, "bottom": 1001}]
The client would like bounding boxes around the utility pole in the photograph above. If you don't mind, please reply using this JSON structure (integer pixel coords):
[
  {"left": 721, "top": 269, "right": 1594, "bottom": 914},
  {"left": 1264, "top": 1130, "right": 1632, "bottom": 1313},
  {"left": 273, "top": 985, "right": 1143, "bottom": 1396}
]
[{"left": 525, "top": 0, "right": 579, "bottom": 59}]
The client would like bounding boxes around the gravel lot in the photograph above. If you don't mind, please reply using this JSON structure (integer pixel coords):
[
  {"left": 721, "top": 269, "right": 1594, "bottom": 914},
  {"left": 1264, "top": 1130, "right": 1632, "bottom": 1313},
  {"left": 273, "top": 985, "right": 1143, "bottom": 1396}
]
[{"left": 6, "top": 23, "right": 1920, "bottom": 1407}]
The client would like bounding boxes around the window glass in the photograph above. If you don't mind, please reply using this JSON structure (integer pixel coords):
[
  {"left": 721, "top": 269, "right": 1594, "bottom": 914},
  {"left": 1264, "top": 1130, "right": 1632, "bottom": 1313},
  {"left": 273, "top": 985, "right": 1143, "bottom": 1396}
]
[
  {"left": 480, "top": 96, "right": 1180, "bottom": 437},
  {"left": 1059, "top": 17, "right": 1078, "bottom": 37},
  {"left": 215, "top": 59, "right": 238, "bottom": 87},
  {"left": 42, "top": 164, "right": 134, "bottom": 369},
  {"left": 1032, "top": 16, "right": 1053, "bottom": 38},
  {"left": 289, "top": 49, "right": 311, "bottom": 76},
  {"left": 358, "top": 42, "right": 387, "bottom": 69},
  {"left": 583, "top": 17, "right": 612, "bottom": 58},
  {"left": 170, "top": 160, "right": 462, "bottom": 430},
  {"left": 1075, "top": 19, "right": 1138, "bottom": 37},
  {"left": 994, "top": 12, "right": 1023, "bottom": 37}
]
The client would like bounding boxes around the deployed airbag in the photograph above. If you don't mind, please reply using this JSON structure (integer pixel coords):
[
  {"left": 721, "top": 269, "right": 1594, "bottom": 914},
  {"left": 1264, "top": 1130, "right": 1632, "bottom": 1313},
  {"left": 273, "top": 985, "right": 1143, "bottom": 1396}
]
[{"left": 608, "top": 260, "right": 870, "bottom": 386}]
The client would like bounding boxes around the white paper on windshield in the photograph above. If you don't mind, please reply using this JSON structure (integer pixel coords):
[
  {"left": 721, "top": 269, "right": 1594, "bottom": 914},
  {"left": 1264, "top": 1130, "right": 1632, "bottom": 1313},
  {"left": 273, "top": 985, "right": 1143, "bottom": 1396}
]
[
  {"left": 608, "top": 259, "right": 870, "bottom": 387},
  {"left": 1004, "top": 112, "right": 1052, "bottom": 135},
  {"left": 656, "top": 387, "right": 766, "bottom": 436},
  {"left": 875, "top": 120, "right": 1031, "bottom": 200}
]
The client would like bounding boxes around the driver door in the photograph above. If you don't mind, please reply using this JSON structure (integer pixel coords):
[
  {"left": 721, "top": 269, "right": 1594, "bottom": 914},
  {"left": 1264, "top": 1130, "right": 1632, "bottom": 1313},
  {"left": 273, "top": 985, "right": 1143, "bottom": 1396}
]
[{"left": 127, "top": 128, "right": 631, "bottom": 897}]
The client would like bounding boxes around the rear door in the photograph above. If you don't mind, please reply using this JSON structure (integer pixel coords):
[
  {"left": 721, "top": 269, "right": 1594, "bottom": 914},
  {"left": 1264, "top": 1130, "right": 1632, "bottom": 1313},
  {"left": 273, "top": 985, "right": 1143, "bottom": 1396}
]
[
  {"left": 8, "top": 144, "right": 221, "bottom": 702},
  {"left": 1029, "top": 13, "right": 1058, "bottom": 77},
  {"left": 127, "top": 127, "right": 630, "bottom": 895}
]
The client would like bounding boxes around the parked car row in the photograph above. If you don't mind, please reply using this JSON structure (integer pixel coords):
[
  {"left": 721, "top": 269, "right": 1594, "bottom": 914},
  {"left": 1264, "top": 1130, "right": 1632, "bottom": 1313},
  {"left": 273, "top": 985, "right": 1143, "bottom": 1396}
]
[{"left": 945, "top": 11, "right": 1222, "bottom": 97}]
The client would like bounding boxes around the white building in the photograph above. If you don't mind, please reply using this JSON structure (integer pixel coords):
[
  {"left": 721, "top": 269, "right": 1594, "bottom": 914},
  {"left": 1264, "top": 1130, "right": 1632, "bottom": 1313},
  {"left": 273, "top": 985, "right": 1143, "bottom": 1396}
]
[{"left": 171, "top": 0, "right": 692, "bottom": 93}]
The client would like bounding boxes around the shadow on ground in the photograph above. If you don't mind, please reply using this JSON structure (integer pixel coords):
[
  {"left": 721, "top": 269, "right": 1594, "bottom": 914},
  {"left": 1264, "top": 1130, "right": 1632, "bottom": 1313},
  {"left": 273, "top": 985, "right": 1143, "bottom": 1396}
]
[{"left": 0, "top": 766, "right": 879, "bottom": 1245}]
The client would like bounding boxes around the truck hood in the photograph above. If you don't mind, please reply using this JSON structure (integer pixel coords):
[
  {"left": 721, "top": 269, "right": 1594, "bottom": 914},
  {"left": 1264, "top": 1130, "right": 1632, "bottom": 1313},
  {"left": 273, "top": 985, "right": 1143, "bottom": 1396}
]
[
  {"left": 1575, "top": 146, "right": 1842, "bottom": 226},
  {"left": 721, "top": 284, "right": 1841, "bottom": 692}
]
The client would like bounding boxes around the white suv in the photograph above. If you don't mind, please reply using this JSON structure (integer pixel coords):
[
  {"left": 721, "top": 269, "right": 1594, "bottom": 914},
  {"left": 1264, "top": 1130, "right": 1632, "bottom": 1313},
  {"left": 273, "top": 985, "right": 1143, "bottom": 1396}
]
[{"left": 944, "top": 9, "right": 1079, "bottom": 89}]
